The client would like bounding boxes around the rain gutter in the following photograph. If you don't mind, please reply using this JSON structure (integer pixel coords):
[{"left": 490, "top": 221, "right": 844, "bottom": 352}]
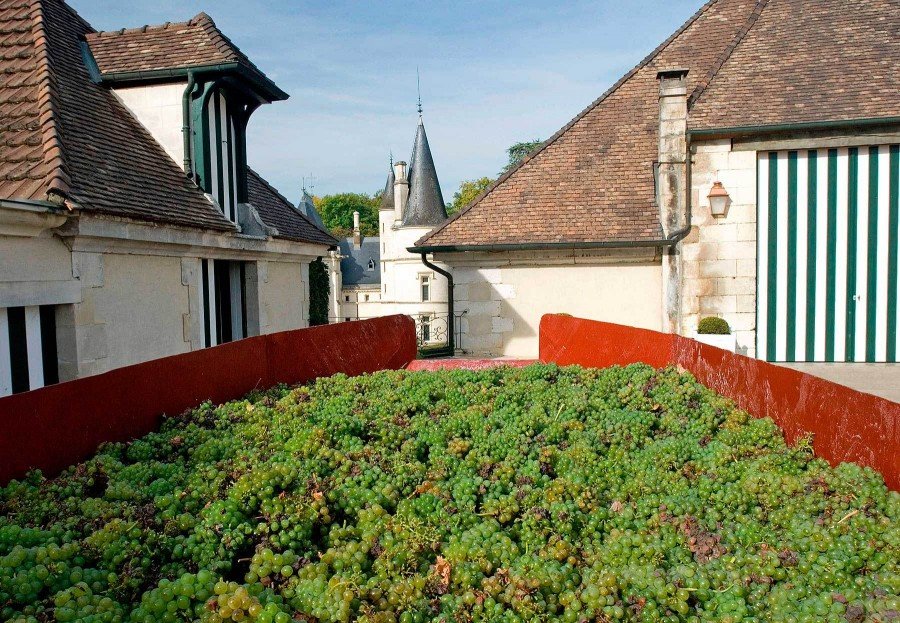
[
  {"left": 419, "top": 253, "right": 455, "bottom": 357},
  {"left": 688, "top": 116, "right": 900, "bottom": 139}
]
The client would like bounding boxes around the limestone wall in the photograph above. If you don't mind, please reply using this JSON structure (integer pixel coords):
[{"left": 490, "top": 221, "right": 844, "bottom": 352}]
[{"left": 685, "top": 139, "right": 758, "bottom": 355}]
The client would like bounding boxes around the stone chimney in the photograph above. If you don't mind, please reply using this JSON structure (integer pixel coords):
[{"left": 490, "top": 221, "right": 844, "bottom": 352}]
[
  {"left": 657, "top": 68, "right": 689, "bottom": 334},
  {"left": 352, "top": 210, "right": 362, "bottom": 248},
  {"left": 393, "top": 160, "right": 409, "bottom": 225}
]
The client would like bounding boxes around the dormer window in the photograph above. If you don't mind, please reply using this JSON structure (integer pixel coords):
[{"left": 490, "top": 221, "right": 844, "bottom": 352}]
[
  {"left": 191, "top": 83, "right": 255, "bottom": 225},
  {"left": 367, "top": 259, "right": 376, "bottom": 271}
]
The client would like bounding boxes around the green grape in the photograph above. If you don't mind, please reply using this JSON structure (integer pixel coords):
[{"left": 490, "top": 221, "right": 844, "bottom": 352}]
[{"left": 0, "top": 366, "right": 896, "bottom": 622}]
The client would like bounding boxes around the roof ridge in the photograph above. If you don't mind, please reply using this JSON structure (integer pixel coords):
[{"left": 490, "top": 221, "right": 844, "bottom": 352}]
[
  {"left": 416, "top": 0, "right": 723, "bottom": 247},
  {"left": 688, "top": 0, "right": 770, "bottom": 109},
  {"left": 30, "top": 0, "right": 70, "bottom": 199},
  {"left": 247, "top": 168, "right": 337, "bottom": 243},
  {"left": 89, "top": 15, "right": 194, "bottom": 38}
]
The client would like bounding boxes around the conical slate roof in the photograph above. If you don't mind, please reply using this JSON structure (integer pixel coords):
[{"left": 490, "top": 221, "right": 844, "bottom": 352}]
[
  {"left": 296, "top": 190, "right": 328, "bottom": 231},
  {"left": 402, "top": 117, "right": 446, "bottom": 227},
  {"left": 379, "top": 164, "right": 395, "bottom": 210}
]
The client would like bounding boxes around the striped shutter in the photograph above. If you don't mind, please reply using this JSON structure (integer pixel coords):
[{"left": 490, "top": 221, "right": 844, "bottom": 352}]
[
  {"left": 205, "top": 91, "right": 238, "bottom": 223},
  {"left": 757, "top": 146, "right": 900, "bottom": 362},
  {"left": 0, "top": 305, "right": 59, "bottom": 397}
]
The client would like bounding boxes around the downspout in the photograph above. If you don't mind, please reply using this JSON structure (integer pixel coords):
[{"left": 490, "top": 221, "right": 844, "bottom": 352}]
[
  {"left": 182, "top": 70, "right": 195, "bottom": 178},
  {"left": 420, "top": 253, "right": 454, "bottom": 355}
]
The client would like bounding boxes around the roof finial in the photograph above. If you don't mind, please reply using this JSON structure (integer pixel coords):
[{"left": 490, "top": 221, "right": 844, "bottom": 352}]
[
  {"left": 389, "top": 150, "right": 393, "bottom": 166},
  {"left": 416, "top": 67, "right": 422, "bottom": 116}
]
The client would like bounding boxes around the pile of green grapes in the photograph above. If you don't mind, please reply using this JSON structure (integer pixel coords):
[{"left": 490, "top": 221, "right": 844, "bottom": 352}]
[{"left": 1, "top": 364, "right": 898, "bottom": 623}]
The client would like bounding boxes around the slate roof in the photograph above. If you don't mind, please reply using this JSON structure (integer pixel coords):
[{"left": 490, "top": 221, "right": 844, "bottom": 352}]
[
  {"left": 416, "top": 0, "right": 900, "bottom": 249},
  {"left": 246, "top": 169, "right": 337, "bottom": 245},
  {"left": 0, "top": 0, "right": 327, "bottom": 246},
  {"left": 689, "top": 0, "right": 900, "bottom": 131},
  {"left": 83, "top": 12, "right": 285, "bottom": 99},
  {"left": 403, "top": 118, "right": 447, "bottom": 227},
  {"left": 379, "top": 165, "right": 395, "bottom": 210},
  {"left": 296, "top": 190, "right": 328, "bottom": 232},
  {"left": 338, "top": 237, "right": 381, "bottom": 286}
]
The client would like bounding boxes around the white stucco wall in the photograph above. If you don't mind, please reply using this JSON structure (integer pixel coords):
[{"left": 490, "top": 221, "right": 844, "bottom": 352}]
[
  {"left": 113, "top": 82, "right": 187, "bottom": 168},
  {"left": 439, "top": 249, "right": 662, "bottom": 358},
  {"left": 685, "top": 139, "right": 758, "bottom": 356}
]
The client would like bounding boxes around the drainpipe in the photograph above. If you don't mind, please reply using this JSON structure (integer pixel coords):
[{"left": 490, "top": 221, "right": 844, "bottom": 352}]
[
  {"left": 420, "top": 253, "right": 454, "bottom": 355},
  {"left": 182, "top": 70, "right": 195, "bottom": 178}
]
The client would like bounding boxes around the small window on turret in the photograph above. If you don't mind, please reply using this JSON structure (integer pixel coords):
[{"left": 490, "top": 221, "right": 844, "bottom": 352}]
[{"left": 367, "top": 259, "right": 376, "bottom": 271}]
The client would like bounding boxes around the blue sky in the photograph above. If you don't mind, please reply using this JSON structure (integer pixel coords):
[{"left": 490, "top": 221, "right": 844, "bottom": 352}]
[{"left": 72, "top": 0, "right": 702, "bottom": 200}]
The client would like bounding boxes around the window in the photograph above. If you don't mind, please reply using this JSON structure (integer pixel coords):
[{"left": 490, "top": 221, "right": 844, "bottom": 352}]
[
  {"left": 200, "top": 259, "right": 247, "bottom": 347},
  {"left": 381, "top": 223, "right": 384, "bottom": 233},
  {"left": 420, "top": 275, "right": 431, "bottom": 302},
  {"left": 420, "top": 315, "right": 432, "bottom": 342},
  {"left": 345, "top": 295, "right": 350, "bottom": 302},
  {"left": 364, "top": 294, "right": 370, "bottom": 302},
  {"left": 1, "top": 305, "right": 58, "bottom": 397},
  {"left": 345, "top": 317, "right": 351, "bottom": 322},
  {"left": 367, "top": 259, "right": 376, "bottom": 271}
]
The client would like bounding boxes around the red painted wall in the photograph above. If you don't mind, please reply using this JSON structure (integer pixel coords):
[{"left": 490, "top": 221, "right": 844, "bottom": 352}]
[
  {"left": 539, "top": 314, "right": 900, "bottom": 491},
  {"left": 0, "top": 315, "right": 416, "bottom": 484}
]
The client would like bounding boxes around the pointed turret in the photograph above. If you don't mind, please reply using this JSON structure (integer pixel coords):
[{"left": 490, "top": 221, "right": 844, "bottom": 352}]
[
  {"left": 297, "top": 190, "right": 327, "bottom": 231},
  {"left": 379, "top": 163, "right": 395, "bottom": 211},
  {"left": 403, "top": 117, "right": 446, "bottom": 227}
]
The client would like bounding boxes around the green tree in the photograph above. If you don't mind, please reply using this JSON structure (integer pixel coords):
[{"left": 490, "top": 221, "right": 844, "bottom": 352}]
[
  {"left": 502, "top": 139, "right": 543, "bottom": 174},
  {"left": 317, "top": 193, "right": 379, "bottom": 237},
  {"left": 308, "top": 257, "right": 330, "bottom": 326},
  {"left": 446, "top": 177, "right": 494, "bottom": 216}
]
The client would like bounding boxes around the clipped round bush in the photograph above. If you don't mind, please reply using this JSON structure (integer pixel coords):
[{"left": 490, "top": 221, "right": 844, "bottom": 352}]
[{"left": 697, "top": 316, "right": 731, "bottom": 335}]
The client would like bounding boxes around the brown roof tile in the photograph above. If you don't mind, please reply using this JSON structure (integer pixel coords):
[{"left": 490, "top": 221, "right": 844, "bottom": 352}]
[
  {"left": 0, "top": 0, "right": 327, "bottom": 246},
  {"left": 84, "top": 12, "right": 263, "bottom": 78},
  {"left": 690, "top": 0, "right": 900, "bottom": 131},
  {"left": 247, "top": 168, "right": 337, "bottom": 246},
  {"left": 418, "top": 0, "right": 764, "bottom": 248}
]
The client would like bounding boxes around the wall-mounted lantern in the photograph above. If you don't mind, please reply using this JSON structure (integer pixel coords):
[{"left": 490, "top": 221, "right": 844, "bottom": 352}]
[{"left": 708, "top": 181, "right": 730, "bottom": 218}]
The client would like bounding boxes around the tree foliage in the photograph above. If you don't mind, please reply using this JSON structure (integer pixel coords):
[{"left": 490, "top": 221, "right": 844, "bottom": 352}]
[
  {"left": 317, "top": 193, "right": 379, "bottom": 237},
  {"left": 502, "top": 139, "right": 543, "bottom": 174},
  {"left": 308, "top": 257, "right": 330, "bottom": 326},
  {"left": 445, "top": 176, "right": 493, "bottom": 216}
]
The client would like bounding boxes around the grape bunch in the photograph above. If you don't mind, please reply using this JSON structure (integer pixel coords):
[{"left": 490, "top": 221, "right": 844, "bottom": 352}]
[{"left": 0, "top": 364, "right": 897, "bottom": 622}]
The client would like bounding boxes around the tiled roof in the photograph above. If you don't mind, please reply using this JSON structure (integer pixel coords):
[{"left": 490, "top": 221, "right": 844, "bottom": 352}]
[
  {"left": 86, "top": 12, "right": 255, "bottom": 77},
  {"left": 0, "top": 0, "right": 69, "bottom": 200},
  {"left": 689, "top": 0, "right": 900, "bottom": 131},
  {"left": 247, "top": 169, "right": 337, "bottom": 246},
  {"left": 1, "top": 0, "right": 328, "bottom": 246},
  {"left": 417, "top": 0, "right": 764, "bottom": 248},
  {"left": 0, "top": 0, "right": 236, "bottom": 230}
]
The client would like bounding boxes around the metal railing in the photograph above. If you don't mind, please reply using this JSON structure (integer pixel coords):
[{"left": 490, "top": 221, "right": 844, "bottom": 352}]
[{"left": 328, "top": 311, "right": 467, "bottom": 357}]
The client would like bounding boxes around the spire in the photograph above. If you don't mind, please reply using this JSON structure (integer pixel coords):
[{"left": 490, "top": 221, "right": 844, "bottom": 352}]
[
  {"left": 379, "top": 160, "right": 395, "bottom": 211},
  {"left": 296, "top": 190, "right": 327, "bottom": 231},
  {"left": 402, "top": 117, "right": 446, "bottom": 227},
  {"left": 416, "top": 67, "right": 423, "bottom": 117}
]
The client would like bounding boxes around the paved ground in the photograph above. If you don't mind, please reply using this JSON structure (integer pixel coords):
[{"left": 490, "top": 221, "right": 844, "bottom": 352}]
[
  {"left": 778, "top": 363, "right": 900, "bottom": 404},
  {"left": 407, "top": 358, "right": 537, "bottom": 371}
]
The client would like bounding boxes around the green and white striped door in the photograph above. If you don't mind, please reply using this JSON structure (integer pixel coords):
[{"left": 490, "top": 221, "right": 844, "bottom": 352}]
[{"left": 757, "top": 146, "right": 900, "bottom": 362}]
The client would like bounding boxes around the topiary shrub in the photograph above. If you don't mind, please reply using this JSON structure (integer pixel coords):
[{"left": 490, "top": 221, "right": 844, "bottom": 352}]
[{"left": 698, "top": 316, "right": 731, "bottom": 335}]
